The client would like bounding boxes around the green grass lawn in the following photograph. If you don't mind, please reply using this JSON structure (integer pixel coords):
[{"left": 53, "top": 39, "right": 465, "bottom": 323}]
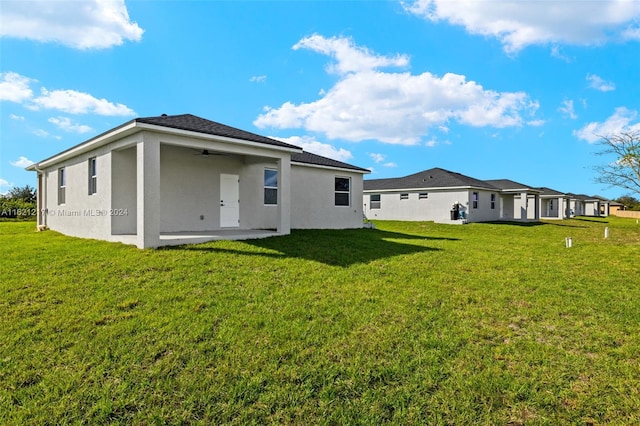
[{"left": 1, "top": 218, "right": 639, "bottom": 424}]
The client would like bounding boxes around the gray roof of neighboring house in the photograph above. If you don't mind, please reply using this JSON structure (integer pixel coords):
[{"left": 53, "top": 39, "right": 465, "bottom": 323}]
[
  {"left": 567, "top": 193, "right": 599, "bottom": 201},
  {"left": 364, "top": 167, "right": 498, "bottom": 191},
  {"left": 292, "top": 151, "right": 370, "bottom": 173},
  {"left": 537, "top": 187, "right": 568, "bottom": 197},
  {"left": 137, "top": 114, "right": 300, "bottom": 150},
  {"left": 485, "top": 179, "right": 540, "bottom": 192}
]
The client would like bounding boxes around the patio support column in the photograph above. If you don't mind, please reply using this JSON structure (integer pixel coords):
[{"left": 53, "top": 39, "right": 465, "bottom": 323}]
[
  {"left": 534, "top": 193, "right": 540, "bottom": 221},
  {"left": 557, "top": 197, "right": 562, "bottom": 219},
  {"left": 136, "top": 138, "right": 161, "bottom": 248},
  {"left": 276, "top": 156, "right": 291, "bottom": 235}
]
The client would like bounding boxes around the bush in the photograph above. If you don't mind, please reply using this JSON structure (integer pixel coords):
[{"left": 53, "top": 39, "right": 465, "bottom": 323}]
[{"left": 0, "top": 198, "right": 37, "bottom": 220}]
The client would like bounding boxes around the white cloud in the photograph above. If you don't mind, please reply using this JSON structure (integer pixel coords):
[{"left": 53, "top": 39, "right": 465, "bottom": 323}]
[
  {"left": 0, "top": 0, "right": 143, "bottom": 49},
  {"left": 33, "top": 129, "right": 49, "bottom": 138},
  {"left": 250, "top": 75, "right": 267, "bottom": 83},
  {"left": 272, "top": 135, "right": 353, "bottom": 162},
  {"left": 32, "top": 88, "right": 135, "bottom": 115},
  {"left": 383, "top": 162, "right": 397, "bottom": 168},
  {"left": 48, "top": 116, "right": 94, "bottom": 133},
  {"left": 0, "top": 178, "right": 14, "bottom": 195},
  {"left": 255, "top": 35, "right": 538, "bottom": 145},
  {"left": 10, "top": 156, "right": 34, "bottom": 168},
  {"left": 293, "top": 34, "right": 409, "bottom": 75},
  {"left": 586, "top": 74, "right": 616, "bottom": 92},
  {"left": 0, "top": 72, "right": 34, "bottom": 103},
  {"left": 1, "top": 72, "right": 136, "bottom": 116},
  {"left": 559, "top": 99, "right": 577, "bottom": 119},
  {"left": 574, "top": 107, "right": 640, "bottom": 143},
  {"left": 369, "top": 153, "right": 386, "bottom": 163},
  {"left": 9, "top": 113, "right": 25, "bottom": 121},
  {"left": 403, "top": 0, "right": 640, "bottom": 54}
]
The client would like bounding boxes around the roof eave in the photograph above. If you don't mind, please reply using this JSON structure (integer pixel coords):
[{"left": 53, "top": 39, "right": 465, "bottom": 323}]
[{"left": 292, "top": 160, "right": 370, "bottom": 174}]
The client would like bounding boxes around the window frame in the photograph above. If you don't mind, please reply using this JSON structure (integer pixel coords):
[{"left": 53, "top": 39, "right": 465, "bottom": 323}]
[
  {"left": 400, "top": 193, "right": 409, "bottom": 200},
  {"left": 370, "top": 194, "right": 381, "bottom": 209},
  {"left": 490, "top": 193, "right": 496, "bottom": 210},
  {"left": 58, "top": 167, "right": 66, "bottom": 205},
  {"left": 418, "top": 192, "right": 429, "bottom": 199},
  {"left": 334, "top": 176, "right": 351, "bottom": 207},
  {"left": 263, "top": 168, "right": 278, "bottom": 205},
  {"left": 88, "top": 157, "right": 97, "bottom": 195},
  {"left": 472, "top": 192, "right": 479, "bottom": 209}
]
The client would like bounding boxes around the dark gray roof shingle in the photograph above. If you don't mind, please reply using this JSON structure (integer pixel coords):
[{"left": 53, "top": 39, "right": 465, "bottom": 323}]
[
  {"left": 485, "top": 179, "right": 537, "bottom": 191},
  {"left": 136, "top": 114, "right": 301, "bottom": 150},
  {"left": 292, "top": 151, "right": 370, "bottom": 172},
  {"left": 537, "top": 187, "right": 568, "bottom": 197},
  {"left": 364, "top": 168, "right": 498, "bottom": 191}
]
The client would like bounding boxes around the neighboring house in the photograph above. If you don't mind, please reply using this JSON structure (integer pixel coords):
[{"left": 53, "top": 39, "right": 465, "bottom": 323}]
[
  {"left": 593, "top": 195, "right": 612, "bottom": 216},
  {"left": 536, "top": 187, "right": 571, "bottom": 220},
  {"left": 27, "top": 114, "right": 369, "bottom": 248},
  {"left": 484, "top": 179, "right": 541, "bottom": 222},
  {"left": 609, "top": 201, "right": 625, "bottom": 215},
  {"left": 567, "top": 193, "right": 601, "bottom": 217},
  {"left": 363, "top": 168, "right": 502, "bottom": 224}
]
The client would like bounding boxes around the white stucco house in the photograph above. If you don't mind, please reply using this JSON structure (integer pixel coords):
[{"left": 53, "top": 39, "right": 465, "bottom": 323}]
[
  {"left": 567, "top": 193, "right": 601, "bottom": 217},
  {"left": 27, "top": 114, "right": 369, "bottom": 248},
  {"left": 483, "top": 179, "right": 541, "bottom": 222},
  {"left": 363, "top": 168, "right": 542, "bottom": 224},
  {"left": 536, "top": 187, "right": 571, "bottom": 220},
  {"left": 363, "top": 168, "right": 503, "bottom": 224}
]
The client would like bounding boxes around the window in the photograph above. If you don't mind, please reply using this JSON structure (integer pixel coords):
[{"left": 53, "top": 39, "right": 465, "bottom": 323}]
[
  {"left": 370, "top": 194, "right": 381, "bottom": 209},
  {"left": 335, "top": 177, "right": 350, "bottom": 206},
  {"left": 490, "top": 193, "right": 496, "bottom": 209},
  {"left": 88, "top": 157, "right": 97, "bottom": 195},
  {"left": 472, "top": 192, "right": 479, "bottom": 209},
  {"left": 400, "top": 193, "right": 409, "bottom": 200},
  {"left": 58, "top": 167, "right": 66, "bottom": 205},
  {"left": 264, "top": 169, "right": 277, "bottom": 205},
  {"left": 419, "top": 192, "right": 429, "bottom": 199},
  {"left": 550, "top": 199, "right": 554, "bottom": 210}
]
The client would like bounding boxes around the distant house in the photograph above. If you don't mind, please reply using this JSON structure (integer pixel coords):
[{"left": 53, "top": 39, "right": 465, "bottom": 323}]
[
  {"left": 27, "top": 114, "right": 369, "bottom": 248},
  {"left": 363, "top": 168, "right": 503, "bottom": 224},
  {"left": 593, "top": 195, "right": 612, "bottom": 216},
  {"left": 484, "top": 179, "right": 541, "bottom": 222},
  {"left": 536, "top": 187, "right": 571, "bottom": 220},
  {"left": 567, "top": 193, "right": 601, "bottom": 217}
]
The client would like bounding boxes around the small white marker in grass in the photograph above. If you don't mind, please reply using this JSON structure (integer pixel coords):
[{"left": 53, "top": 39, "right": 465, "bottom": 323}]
[{"left": 565, "top": 237, "right": 573, "bottom": 248}]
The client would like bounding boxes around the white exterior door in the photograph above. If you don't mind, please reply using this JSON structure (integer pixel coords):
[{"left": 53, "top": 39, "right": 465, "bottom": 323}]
[{"left": 220, "top": 174, "right": 239, "bottom": 228}]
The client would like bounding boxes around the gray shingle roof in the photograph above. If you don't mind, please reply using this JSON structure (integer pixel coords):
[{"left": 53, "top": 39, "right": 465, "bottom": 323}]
[
  {"left": 292, "top": 151, "right": 370, "bottom": 172},
  {"left": 364, "top": 168, "right": 498, "bottom": 191},
  {"left": 137, "top": 114, "right": 300, "bottom": 150},
  {"left": 537, "top": 187, "right": 568, "bottom": 197},
  {"left": 485, "top": 179, "right": 537, "bottom": 191}
]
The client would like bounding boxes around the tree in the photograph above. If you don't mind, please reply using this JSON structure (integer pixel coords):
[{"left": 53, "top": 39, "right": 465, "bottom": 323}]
[
  {"left": 4, "top": 185, "right": 36, "bottom": 203},
  {"left": 594, "top": 131, "right": 640, "bottom": 197},
  {"left": 615, "top": 195, "right": 640, "bottom": 211}
]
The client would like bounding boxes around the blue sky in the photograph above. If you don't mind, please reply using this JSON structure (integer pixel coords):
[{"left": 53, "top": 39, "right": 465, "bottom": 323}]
[{"left": 1, "top": 0, "right": 639, "bottom": 199}]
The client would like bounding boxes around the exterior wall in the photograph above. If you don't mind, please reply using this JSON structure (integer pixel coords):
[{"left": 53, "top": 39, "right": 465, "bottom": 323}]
[
  {"left": 240, "top": 158, "right": 280, "bottom": 230},
  {"left": 584, "top": 201, "right": 600, "bottom": 216},
  {"left": 111, "top": 146, "right": 137, "bottom": 234},
  {"left": 159, "top": 144, "right": 244, "bottom": 232},
  {"left": 42, "top": 147, "right": 113, "bottom": 241},
  {"left": 291, "top": 165, "right": 364, "bottom": 229},
  {"left": 468, "top": 189, "right": 502, "bottom": 222},
  {"left": 364, "top": 188, "right": 500, "bottom": 223}
]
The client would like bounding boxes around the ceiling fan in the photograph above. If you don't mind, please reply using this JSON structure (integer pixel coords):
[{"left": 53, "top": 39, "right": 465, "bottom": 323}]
[{"left": 193, "top": 149, "right": 225, "bottom": 156}]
